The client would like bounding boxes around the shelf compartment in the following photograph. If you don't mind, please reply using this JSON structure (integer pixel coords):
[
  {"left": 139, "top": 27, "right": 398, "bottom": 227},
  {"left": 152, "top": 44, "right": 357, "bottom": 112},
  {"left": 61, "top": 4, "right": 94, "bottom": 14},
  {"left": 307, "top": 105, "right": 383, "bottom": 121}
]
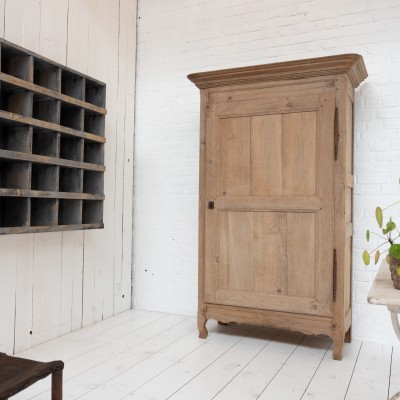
[
  {"left": 34, "top": 59, "right": 61, "bottom": 92},
  {"left": 0, "top": 197, "right": 29, "bottom": 227},
  {"left": 60, "top": 104, "right": 83, "bottom": 130},
  {"left": 0, "top": 160, "right": 31, "bottom": 189},
  {"left": 83, "top": 171, "right": 103, "bottom": 195},
  {"left": 31, "top": 164, "right": 59, "bottom": 191},
  {"left": 85, "top": 79, "right": 106, "bottom": 108},
  {"left": 84, "top": 111, "right": 105, "bottom": 136},
  {"left": 1, "top": 43, "right": 33, "bottom": 82},
  {"left": 84, "top": 141, "right": 104, "bottom": 165},
  {"left": 32, "top": 95, "right": 60, "bottom": 123},
  {"left": 61, "top": 71, "right": 84, "bottom": 100},
  {"left": 0, "top": 125, "right": 32, "bottom": 152},
  {"left": 60, "top": 135, "right": 83, "bottom": 162},
  {"left": 0, "top": 89, "right": 33, "bottom": 117},
  {"left": 31, "top": 198, "right": 58, "bottom": 226},
  {"left": 83, "top": 200, "right": 103, "bottom": 224},
  {"left": 32, "top": 129, "right": 59, "bottom": 157},
  {"left": 0, "top": 72, "right": 106, "bottom": 115},
  {"left": 59, "top": 167, "right": 82, "bottom": 193},
  {"left": 59, "top": 199, "right": 82, "bottom": 225},
  {"left": 0, "top": 110, "right": 105, "bottom": 144}
]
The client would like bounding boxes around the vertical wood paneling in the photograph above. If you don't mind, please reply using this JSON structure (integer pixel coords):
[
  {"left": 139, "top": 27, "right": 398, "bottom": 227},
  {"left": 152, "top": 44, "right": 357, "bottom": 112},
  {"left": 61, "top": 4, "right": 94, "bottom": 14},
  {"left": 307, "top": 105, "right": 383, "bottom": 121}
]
[
  {"left": 39, "top": 0, "right": 68, "bottom": 63},
  {"left": 122, "top": 0, "right": 137, "bottom": 312},
  {"left": 0, "top": 0, "right": 137, "bottom": 353},
  {"left": 66, "top": 0, "right": 90, "bottom": 74},
  {"left": 31, "top": 233, "right": 63, "bottom": 345},
  {"left": 255, "top": 212, "right": 288, "bottom": 295},
  {"left": 282, "top": 112, "right": 317, "bottom": 196},
  {"left": 227, "top": 212, "right": 254, "bottom": 291},
  {"left": 0, "top": 237, "right": 17, "bottom": 354},
  {"left": 219, "top": 117, "right": 251, "bottom": 196},
  {"left": 287, "top": 213, "right": 316, "bottom": 297},
  {"left": 14, "top": 235, "right": 34, "bottom": 352},
  {"left": 251, "top": 115, "right": 282, "bottom": 196}
]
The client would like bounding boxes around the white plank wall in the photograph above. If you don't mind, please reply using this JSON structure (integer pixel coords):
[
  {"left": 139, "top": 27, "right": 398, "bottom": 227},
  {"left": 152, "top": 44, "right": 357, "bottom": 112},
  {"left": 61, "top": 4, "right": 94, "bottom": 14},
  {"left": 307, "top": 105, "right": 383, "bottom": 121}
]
[{"left": 0, "top": 0, "right": 137, "bottom": 354}]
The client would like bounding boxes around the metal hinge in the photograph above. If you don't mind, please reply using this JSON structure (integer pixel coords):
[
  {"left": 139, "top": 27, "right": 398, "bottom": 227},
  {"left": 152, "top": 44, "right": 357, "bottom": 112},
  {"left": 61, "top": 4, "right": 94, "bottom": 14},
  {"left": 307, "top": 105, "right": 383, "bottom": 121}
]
[
  {"left": 334, "top": 107, "right": 339, "bottom": 161},
  {"left": 333, "top": 248, "right": 337, "bottom": 302}
]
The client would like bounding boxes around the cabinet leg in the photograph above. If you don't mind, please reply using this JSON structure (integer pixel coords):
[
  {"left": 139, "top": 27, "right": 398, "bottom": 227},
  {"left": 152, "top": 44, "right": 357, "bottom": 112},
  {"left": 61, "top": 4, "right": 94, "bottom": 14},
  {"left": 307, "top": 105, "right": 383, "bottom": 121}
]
[
  {"left": 197, "top": 312, "right": 208, "bottom": 339},
  {"left": 344, "top": 327, "right": 352, "bottom": 343},
  {"left": 332, "top": 333, "right": 344, "bottom": 360}
]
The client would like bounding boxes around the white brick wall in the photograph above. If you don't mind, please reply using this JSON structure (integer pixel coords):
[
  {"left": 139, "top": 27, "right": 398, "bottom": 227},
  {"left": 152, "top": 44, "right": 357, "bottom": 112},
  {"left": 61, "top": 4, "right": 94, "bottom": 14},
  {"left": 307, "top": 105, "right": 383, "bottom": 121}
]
[{"left": 134, "top": 0, "right": 400, "bottom": 344}]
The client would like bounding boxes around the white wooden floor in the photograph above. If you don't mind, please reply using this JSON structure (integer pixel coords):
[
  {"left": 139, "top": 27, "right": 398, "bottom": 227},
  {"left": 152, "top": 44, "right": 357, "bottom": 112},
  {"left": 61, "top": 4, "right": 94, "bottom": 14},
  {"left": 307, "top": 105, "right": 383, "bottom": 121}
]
[{"left": 11, "top": 309, "right": 400, "bottom": 400}]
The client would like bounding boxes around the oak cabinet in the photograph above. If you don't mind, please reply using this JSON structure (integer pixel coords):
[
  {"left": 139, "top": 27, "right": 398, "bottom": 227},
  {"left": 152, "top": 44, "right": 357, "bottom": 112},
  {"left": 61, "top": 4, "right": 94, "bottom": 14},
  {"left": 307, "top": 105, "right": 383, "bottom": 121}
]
[{"left": 188, "top": 54, "right": 367, "bottom": 360}]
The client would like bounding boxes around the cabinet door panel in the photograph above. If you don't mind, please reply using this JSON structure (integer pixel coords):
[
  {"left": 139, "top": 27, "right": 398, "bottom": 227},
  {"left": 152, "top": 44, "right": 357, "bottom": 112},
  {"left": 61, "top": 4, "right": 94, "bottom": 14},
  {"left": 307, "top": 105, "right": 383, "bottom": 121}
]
[{"left": 204, "top": 88, "right": 335, "bottom": 317}]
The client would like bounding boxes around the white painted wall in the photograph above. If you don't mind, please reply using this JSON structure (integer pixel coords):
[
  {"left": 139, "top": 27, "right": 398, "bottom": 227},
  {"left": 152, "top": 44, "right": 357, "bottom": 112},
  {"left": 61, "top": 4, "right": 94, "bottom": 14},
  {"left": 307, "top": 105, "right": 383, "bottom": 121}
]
[
  {"left": 0, "top": 0, "right": 137, "bottom": 354},
  {"left": 134, "top": 0, "right": 400, "bottom": 344}
]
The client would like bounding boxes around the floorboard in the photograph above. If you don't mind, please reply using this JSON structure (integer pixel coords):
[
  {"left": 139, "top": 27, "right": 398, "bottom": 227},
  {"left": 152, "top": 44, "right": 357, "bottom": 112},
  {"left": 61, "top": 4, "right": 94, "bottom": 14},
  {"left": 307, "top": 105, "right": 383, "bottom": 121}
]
[{"left": 9, "top": 309, "right": 397, "bottom": 400}]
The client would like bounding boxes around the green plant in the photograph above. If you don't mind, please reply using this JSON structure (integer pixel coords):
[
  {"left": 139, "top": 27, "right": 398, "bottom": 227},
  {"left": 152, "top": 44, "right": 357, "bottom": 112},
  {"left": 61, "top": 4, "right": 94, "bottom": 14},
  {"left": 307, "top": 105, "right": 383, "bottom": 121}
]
[{"left": 363, "top": 199, "right": 400, "bottom": 277}]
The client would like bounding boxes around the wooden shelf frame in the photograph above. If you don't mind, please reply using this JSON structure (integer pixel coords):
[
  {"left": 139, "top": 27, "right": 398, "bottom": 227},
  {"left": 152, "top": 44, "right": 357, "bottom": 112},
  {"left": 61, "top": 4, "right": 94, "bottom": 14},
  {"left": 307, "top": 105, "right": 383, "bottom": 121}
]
[{"left": 0, "top": 38, "right": 106, "bottom": 234}]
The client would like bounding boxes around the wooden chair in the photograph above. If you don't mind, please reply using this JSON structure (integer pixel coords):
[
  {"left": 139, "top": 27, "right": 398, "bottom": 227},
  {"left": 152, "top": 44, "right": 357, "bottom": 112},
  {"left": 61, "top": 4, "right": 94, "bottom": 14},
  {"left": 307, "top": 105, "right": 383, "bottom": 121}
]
[{"left": 0, "top": 352, "right": 64, "bottom": 400}]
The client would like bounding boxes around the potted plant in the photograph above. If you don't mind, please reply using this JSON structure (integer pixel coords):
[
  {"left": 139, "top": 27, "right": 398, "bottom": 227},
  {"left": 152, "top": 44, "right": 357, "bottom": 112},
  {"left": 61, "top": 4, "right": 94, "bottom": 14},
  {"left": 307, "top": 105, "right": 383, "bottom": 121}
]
[{"left": 363, "top": 200, "right": 400, "bottom": 289}]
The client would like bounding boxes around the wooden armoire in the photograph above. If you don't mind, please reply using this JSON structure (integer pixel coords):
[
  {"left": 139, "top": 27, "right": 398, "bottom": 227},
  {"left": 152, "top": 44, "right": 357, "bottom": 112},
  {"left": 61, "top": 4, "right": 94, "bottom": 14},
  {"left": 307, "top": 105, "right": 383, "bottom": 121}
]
[{"left": 188, "top": 54, "right": 367, "bottom": 360}]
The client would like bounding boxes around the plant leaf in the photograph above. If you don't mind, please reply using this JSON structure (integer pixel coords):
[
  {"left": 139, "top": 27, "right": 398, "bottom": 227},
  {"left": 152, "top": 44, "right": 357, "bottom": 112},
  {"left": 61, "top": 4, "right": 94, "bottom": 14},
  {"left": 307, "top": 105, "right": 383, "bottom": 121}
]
[
  {"left": 383, "top": 219, "right": 396, "bottom": 235},
  {"left": 366, "top": 230, "right": 370, "bottom": 242},
  {"left": 386, "top": 254, "right": 391, "bottom": 263},
  {"left": 397, "top": 267, "right": 400, "bottom": 277},
  {"left": 376, "top": 207, "right": 383, "bottom": 228},
  {"left": 375, "top": 250, "right": 380, "bottom": 265},
  {"left": 389, "top": 244, "right": 400, "bottom": 260},
  {"left": 363, "top": 250, "right": 370, "bottom": 265}
]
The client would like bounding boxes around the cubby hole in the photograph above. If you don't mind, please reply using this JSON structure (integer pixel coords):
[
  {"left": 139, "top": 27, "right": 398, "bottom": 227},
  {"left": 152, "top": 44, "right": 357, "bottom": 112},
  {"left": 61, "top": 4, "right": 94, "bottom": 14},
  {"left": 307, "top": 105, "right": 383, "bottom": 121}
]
[
  {"left": 30, "top": 198, "right": 58, "bottom": 226},
  {"left": 60, "top": 135, "right": 83, "bottom": 161},
  {"left": 60, "top": 104, "right": 83, "bottom": 130},
  {"left": 61, "top": 71, "right": 84, "bottom": 100},
  {"left": 59, "top": 199, "right": 82, "bottom": 225},
  {"left": 84, "top": 141, "right": 104, "bottom": 164},
  {"left": 32, "top": 95, "right": 60, "bottom": 123},
  {"left": 0, "top": 125, "right": 31, "bottom": 153},
  {"left": 83, "top": 171, "right": 103, "bottom": 195},
  {"left": 85, "top": 79, "right": 105, "bottom": 107},
  {"left": 34, "top": 59, "right": 61, "bottom": 91},
  {"left": 83, "top": 200, "right": 103, "bottom": 224},
  {"left": 1, "top": 44, "right": 33, "bottom": 81},
  {"left": 31, "top": 164, "right": 58, "bottom": 192},
  {"left": 0, "top": 161, "right": 30, "bottom": 189},
  {"left": 59, "top": 167, "right": 82, "bottom": 193},
  {"left": 84, "top": 111, "right": 105, "bottom": 136},
  {"left": 0, "top": 86, "right": 32, "bottom": 117},
  {"left": 0, "top": 197, "right": 29, "bottom": 227},
  {"left": 32, "top": 129, "right": 59, "bottom": 157}
]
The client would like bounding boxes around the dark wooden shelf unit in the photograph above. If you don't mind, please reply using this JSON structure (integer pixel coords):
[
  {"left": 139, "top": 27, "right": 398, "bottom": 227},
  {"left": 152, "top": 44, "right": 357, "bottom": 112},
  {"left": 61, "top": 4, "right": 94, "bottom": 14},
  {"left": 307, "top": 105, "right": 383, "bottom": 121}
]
[{"left": 0, "top": 38, "right": 106, "bottom": 234}]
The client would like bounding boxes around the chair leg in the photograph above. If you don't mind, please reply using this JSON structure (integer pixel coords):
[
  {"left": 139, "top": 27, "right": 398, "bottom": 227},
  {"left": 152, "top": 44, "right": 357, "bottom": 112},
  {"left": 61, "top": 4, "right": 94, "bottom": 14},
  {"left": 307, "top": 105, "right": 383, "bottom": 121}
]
[{"left": 51, "top": 369, "right": 63, "bottom": 400}]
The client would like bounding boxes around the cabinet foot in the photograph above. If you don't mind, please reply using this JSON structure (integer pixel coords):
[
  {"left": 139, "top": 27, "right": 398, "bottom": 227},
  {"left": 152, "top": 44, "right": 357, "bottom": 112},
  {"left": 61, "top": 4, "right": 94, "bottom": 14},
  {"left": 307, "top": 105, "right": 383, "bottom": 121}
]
[
  {"left": 344, "top": 327, "right": 352, "bottom": 343},
  {"left": 197, "top": 313, "right": 208, "bottom": 339},
  {"left": 332, "top": 336, "right": 344, "bottom": 360}
]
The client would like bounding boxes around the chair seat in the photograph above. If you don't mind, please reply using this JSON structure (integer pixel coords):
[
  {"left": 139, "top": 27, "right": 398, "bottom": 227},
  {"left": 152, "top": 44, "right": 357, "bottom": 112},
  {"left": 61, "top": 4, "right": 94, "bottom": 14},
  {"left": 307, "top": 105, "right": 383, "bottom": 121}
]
[{"left": 0, "top": 352, "right": 64, "bottom": 399}]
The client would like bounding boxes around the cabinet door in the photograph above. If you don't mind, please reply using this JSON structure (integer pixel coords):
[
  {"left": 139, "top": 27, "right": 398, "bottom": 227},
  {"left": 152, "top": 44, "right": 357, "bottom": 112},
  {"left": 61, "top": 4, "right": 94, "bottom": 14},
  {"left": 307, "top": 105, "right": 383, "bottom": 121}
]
[{"left": 203, "top": 87, "right": 335, "bottom": 317}]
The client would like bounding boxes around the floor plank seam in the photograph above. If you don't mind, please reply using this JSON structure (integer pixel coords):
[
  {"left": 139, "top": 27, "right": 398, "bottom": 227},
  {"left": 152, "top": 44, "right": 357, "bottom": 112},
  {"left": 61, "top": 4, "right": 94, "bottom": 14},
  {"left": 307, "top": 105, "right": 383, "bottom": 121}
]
[
  {"left": 299, "top": 339, "right": 332, "bottom": 400},
  {"left": 159, "top": 326, "right": 257, "bottom": 400},
  {"left": 209, "top": 329, "right": 280, "bottom": 400},
  {"left": 255, "top": 334, "right": 306, "bottom": 400},
  {"left": 22, "top": 316, "right": 192, "bottom": 400},
  {"left": 388, "top": 346, "right": 394, "bottom": 400},
  {"left": 71, "top": 319, "right": 197, "bottom": 400},
  {"left": 344, "top": 341, "right": 363, "bottom": 400}
]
